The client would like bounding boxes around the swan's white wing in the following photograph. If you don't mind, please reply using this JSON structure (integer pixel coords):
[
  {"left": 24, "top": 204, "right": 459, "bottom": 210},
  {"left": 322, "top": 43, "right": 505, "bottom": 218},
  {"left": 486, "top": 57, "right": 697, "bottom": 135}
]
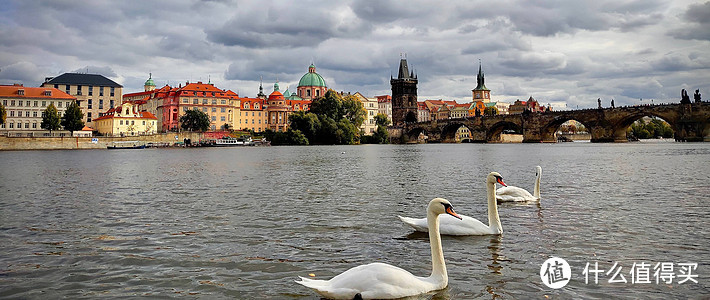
[
  {"left": 399, "top": 214, "right": 494, "bottom": 236},
  {"left": 496, "top": 186, "right": 537, "bottom": 202},
  {"left": 398, "top": 215, "right": 428, "bottom": 232},
  {"left": 296, "top": 262, "right": 435, "bottom": 299}
]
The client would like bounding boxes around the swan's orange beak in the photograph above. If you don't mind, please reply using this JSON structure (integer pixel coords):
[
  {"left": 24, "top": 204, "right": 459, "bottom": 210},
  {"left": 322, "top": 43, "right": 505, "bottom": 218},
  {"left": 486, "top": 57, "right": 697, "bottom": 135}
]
[
  {"left": 446, "top": 206, "right": 462, "bottom": 220},
  {"left": 497, "top": 177, "right": 507, "bottom": 187}
]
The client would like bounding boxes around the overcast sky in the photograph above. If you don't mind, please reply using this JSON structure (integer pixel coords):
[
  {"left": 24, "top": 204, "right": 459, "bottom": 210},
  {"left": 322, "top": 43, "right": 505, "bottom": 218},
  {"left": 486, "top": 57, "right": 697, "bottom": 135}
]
[{"left": 1, "top": 0, "right": 708, "bottom": 108}]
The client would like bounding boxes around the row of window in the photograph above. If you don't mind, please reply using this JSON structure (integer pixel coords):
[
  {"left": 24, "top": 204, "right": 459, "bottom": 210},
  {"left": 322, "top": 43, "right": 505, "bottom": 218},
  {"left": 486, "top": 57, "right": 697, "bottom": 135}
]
[
  {"left": 117, "top": 120, "right": 149, "bottom": 126},
  {"left": 2, "top": 99, "right": 72, "bottom": 108},
  {"left": 53, "top": 84, "right": 116, "bottom": 97},
  {"left": 84, "top": 99, "right": 114, "bottom": 110},
  {"left": 181, "top": 98, "right": 233, "bottom": 105},
  {"left": 1, "top": 122, "right": 39, "bottom": 129}
]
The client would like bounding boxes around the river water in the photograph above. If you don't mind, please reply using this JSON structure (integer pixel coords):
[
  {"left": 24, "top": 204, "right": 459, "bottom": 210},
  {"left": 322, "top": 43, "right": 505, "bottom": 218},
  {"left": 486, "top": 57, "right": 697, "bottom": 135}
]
[{"left": 1, "top": 141, "right": 708, "bottom": 299}]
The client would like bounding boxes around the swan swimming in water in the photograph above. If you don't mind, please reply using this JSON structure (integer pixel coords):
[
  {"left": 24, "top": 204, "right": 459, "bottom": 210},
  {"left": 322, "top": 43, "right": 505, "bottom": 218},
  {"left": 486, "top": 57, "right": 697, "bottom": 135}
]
[
  {"left": 296, "top": 198, "right": 462, "bottom": 299},
  {"left": 398, "top": 172, "right": 506, "bottom": 236},
  {"left": 496, "top": 166, "right": 541, "bottom": 202}
]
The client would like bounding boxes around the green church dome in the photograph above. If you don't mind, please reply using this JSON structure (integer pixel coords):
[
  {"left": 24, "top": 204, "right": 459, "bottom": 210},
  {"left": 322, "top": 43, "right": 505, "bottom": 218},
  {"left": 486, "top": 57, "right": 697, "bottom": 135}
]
[
  {"left": 145, "top": 73, "right": 155, "bottom": 86},
  {"left": 298, "top": 64, "right": 326, "bottom": 87}
]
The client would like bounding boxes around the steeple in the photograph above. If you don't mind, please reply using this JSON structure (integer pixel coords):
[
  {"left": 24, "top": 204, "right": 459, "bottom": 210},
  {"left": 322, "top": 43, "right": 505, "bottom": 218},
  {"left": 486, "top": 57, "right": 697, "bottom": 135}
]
[
  {"left": 398, "top": 58, "right": 411, "bottom": 79},
  {"left": 473, "top": 60, "right": 489, "bottom": 91}
]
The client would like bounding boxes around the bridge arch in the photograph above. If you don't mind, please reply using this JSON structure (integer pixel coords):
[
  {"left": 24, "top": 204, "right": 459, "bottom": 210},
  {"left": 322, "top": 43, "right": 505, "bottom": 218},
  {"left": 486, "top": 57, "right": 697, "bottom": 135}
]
[
  {"left": 539, "top": 117, "right": 594, "bottom": 142},
  {"left": 440, "top": 122, "right": 471, "bottom": 142},
  {"left": 487, "top": 121, "right": 522, "bottom": 142},
  {"left": 613, "top": 112, "right": 677, "bottom": 141}
]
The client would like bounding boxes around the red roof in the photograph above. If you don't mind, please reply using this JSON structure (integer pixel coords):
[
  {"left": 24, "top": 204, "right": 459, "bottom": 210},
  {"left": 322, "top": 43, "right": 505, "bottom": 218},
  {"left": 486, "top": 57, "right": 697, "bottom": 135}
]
[{"left": 0, "top": 84, "right": 75, "bottom": 100}]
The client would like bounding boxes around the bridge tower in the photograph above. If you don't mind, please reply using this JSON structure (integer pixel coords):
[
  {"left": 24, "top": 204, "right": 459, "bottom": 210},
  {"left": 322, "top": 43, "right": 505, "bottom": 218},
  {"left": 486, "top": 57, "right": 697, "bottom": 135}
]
[{"left": 391, "top": 56, "right": 418, "bottom": 127}]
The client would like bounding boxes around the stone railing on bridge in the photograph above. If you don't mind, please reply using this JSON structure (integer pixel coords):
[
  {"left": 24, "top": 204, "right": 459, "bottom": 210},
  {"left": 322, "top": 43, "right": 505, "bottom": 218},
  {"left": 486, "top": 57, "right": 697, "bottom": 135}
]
[{"left": 390, "top": 102, "right": 709, "bottom": 143}]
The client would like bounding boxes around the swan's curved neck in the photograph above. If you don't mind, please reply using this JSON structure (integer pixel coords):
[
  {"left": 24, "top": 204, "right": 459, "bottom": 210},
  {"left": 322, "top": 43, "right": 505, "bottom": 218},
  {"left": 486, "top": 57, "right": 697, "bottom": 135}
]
[
  {"left": 427, "top": 210, "right": 447, "bottom": 285},
  {"left": 534, "top": 171, "right": 541, "bottom": 198},
  {"left": 487, "top": 181, "right": 502, "bottom": 234}
]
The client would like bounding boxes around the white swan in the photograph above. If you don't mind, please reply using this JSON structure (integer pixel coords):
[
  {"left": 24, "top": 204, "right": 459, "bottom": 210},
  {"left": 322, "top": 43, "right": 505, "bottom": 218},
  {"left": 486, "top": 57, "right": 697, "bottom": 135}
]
[
  {"left": 496, "top": 166, "right": 541, "bottom": 202},
  {"left": 296, "top": 198, "right": 462, "bottom": 300},
  {"left": 398, "top": 172, "right": 506, "bottom": 236}
]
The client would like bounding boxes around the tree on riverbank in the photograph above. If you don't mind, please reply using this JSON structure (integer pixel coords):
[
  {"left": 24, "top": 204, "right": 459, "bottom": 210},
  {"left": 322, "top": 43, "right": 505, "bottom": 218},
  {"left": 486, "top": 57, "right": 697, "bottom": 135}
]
[
  {"left": 288, "top": 90, "right": 366, "bottom": 145},
  {"left": 628, "top": 118, "right": 673, "bottom": 139},
  {"left": 41, "top": 103, "right": 61, "bottom": 133},
  {"left": 61, "top": 100, "right": 84, "bottom": 134},
  {"left": 180, "top": 109, "right": 210, "bottom": 132},
  {"left": 0, "top": 103, "right": 6, "bottom": 126},
  {"left": 362, "top": 113, "right": 390, "bottom": 144}
]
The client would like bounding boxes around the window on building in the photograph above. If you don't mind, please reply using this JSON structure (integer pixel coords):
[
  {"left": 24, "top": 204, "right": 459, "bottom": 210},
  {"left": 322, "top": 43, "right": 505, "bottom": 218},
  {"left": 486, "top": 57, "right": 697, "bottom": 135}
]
[
  {"left": 131, "top": 120, "right": 134, "bottom": 125},
  {"left": 33, "top": 111, "right": 37, "bottom": 118},
  {"left": 18, "top": 100, "right": 23, "bottom": 106},
  {"left": 65, "top": 85, "right": 70, "bottom": 94},
  {"left": 183, "top": 107, "right": 189, "bottom": 112},
  {"left": 25, "top": 123, "right": 29, "bottom": 128},
  {"left": 221, "top": 100, "right": 226, "bottom": 105},
  {"left": 99, "top": 99, "right": 103, "bottom": 109},
  {"left": 110, "top": 87, "right": 115, "bottom": 97},
  {"left": 202, "top": 99, "right": 207, "bottom": 105},
  {"left": 220, "top": 116, "right": 225, "bottom": 121},
  {"left": 211, "top": 107, "right": 216, "bottom": 112},
  {"left": 88, "top": 86, "right": 93, "bottom": 96},
  {"left": 212, "top": 100, "right": 217, "bottom": 105},
  {"left": 58, "top": 101, "right": 62, "bottom": 108},
  {"left": 77, "top": 85, "right": 82, "bottom": 96},
  {"left": 183, "top": 98, "right": 188, "bottom": 103},
  {"left": 9, "top": 111, "right": 14, "bottom": 117},
  {"left": 87, "top": 112, "right": 92, "bottom": 119},
  {"left": 193, "top": 99, "right": 198, "bottom": 104},
  {"left": 99, "top": 87, "right": 104, "bottom": 96},
  {"left": 9, "top": 123, "right": 13, "bottom": 128},
  {"left": 211, "top": 116, "right": 216, "bottom": 121},
  {"left": 120, "top": 120, "right": 123, "bottom": 125},
  {"left": 110, "top": 100, "right": 114, "bottom": 108},
  {"left": 221, "top": 108, "right": 225, "bottom": 113},
  {"left": 142, "top": 121, "right": 145, "bottom": 125},
  {"left": 87, "top": 117, "right": 91, "bottom": 123},
  {"left": 41, "top": 101, "right": 46, "bottom": 107},
  {"left": 33, "top": 101, "right": 38, "bottom": 107},
  {"left": 25, "top": 111, "right": 30, "bottom": 117},
  {"left": 88, "top": 99, "right": 92, "bottom": 109}
]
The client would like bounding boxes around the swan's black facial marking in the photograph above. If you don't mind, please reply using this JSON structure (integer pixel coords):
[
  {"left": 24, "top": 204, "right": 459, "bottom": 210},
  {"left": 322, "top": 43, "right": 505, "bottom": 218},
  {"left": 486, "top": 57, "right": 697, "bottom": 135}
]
[
  {"left": 494, "top": 175, "right": 507, "bottom": 187},
  {"left": 442, "top": 202, "right": 462, "bottom": 220}
]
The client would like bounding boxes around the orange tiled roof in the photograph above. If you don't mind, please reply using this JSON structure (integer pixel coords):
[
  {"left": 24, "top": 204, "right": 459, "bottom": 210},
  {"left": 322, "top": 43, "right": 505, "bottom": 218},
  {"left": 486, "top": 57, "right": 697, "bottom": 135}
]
[{"left": 0, "top": 85, "right": 75, "bottom": 99}]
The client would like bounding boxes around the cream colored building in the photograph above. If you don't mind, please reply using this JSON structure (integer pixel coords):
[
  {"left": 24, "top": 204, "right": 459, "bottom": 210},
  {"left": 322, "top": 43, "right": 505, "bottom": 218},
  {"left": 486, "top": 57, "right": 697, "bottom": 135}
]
[
  {"left": 351, "top": 92, "right": 378, "bottom": 135},
  {"left": 93, "top": 102, "right": 157, "bottom": 136},
  {"left": 0, "top": 84, "right": 76, "bottom": 136},
  {"left": 42, "top": 73, "right": 123, "bottom": 129}
]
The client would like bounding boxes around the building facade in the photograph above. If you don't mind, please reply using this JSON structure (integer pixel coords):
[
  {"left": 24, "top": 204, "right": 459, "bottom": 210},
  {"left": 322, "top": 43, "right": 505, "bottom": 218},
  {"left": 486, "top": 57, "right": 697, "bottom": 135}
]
[
  {"left": 351, "top": 92, "right": 378, "bottom": 135},
  {"left": 238, "top": 97, "right": 268, "bottom": 132},
  {"left": 42, "top": 73, "right": 123, "bottom": 129},
  {"left": 391, "top": 57, "right": 418, "bottom": 126},
  {"left": 377, "top": 95, "right": 392, "bottom": 123},
  {"left": 0, "top": 84, "right": 75, "bottom": 136},
  {"left": 93, "top": 102, "right": 158, "bottom": 136}
]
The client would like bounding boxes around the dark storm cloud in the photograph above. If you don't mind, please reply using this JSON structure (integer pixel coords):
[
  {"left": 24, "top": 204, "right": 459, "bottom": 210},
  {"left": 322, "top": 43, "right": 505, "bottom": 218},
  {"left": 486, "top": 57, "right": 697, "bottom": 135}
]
[
  {"left": 668, "top": 1, "right": 710, "bottom": 40},
  {"left": 71, "top": 66, "right": 118, "bottom": 77}
]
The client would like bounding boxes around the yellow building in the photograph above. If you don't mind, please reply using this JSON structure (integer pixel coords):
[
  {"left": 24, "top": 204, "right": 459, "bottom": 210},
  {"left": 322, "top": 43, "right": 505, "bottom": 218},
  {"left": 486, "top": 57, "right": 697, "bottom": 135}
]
[
  {"left": 238, "top": 97, "right": 268, "bottom": 132},
  {"left": 93, "top": 102, "right": 158, "bottom": 136}
]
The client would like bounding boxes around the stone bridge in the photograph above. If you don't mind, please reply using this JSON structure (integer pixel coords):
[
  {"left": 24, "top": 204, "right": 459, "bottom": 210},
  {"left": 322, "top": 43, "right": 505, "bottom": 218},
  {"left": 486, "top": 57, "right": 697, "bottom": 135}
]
[{"left": 392, "top": 102, "right": 710, "bottom": 143}]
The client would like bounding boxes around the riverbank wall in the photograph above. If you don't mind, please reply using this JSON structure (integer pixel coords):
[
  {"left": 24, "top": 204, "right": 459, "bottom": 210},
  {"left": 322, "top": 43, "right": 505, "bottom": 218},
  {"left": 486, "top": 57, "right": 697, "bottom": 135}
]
[{"left": 0, "top": 132, "right": 204, "bottom": 151}]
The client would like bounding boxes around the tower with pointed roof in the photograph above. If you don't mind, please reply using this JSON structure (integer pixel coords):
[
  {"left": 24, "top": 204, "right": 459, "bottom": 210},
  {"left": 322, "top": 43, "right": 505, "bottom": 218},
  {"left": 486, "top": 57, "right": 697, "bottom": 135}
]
[
  {"left": 472, "top": 61, "right": 491, "bottom": 103},
  {"left": 391, "top": 56, "right": 418, "bottom": 126}
]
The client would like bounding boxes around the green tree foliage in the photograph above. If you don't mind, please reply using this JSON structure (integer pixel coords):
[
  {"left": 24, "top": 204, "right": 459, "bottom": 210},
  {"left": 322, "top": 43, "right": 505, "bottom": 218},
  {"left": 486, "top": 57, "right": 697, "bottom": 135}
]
[
  {"left": 628, "top": 118, "right": 673, "bottom": 139},
  {"left": 41, "top": 103, "right": 62, "bottom": 132},
  {"left": 180, "top": 109, "right": 211, "bottom": 132},
  {"left": 484, "top": 106, "right": 498, "bottom": 116},
  {"left": 0, "top": 103, "right": 6, "bottom": 126},
  {"left": 362, "top": 113, "right": 390, "bottom": 144},
  {"left": 289, "top": 90, "right": 366, "bottom": 145},
  {"left": 262, "top": 129, "right": 309, "bottom": 145},
  {"left": 61, "top": 100, "right": 84, "bottom": 133}
]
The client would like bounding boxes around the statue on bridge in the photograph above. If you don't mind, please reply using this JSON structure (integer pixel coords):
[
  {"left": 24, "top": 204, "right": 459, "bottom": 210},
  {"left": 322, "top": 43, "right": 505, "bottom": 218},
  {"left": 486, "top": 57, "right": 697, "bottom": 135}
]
[
  {"left": 681, "top": 89, "right": 692, "bottom": 104},
  {"left": 695, "top": 89, "right": 702, "bottom": 103},
  {"left": 611, "top": 99, "right": 615, "bottom": 108},
  {"left": 597, "top": 98, "right": 601, "bottom": 109}
]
